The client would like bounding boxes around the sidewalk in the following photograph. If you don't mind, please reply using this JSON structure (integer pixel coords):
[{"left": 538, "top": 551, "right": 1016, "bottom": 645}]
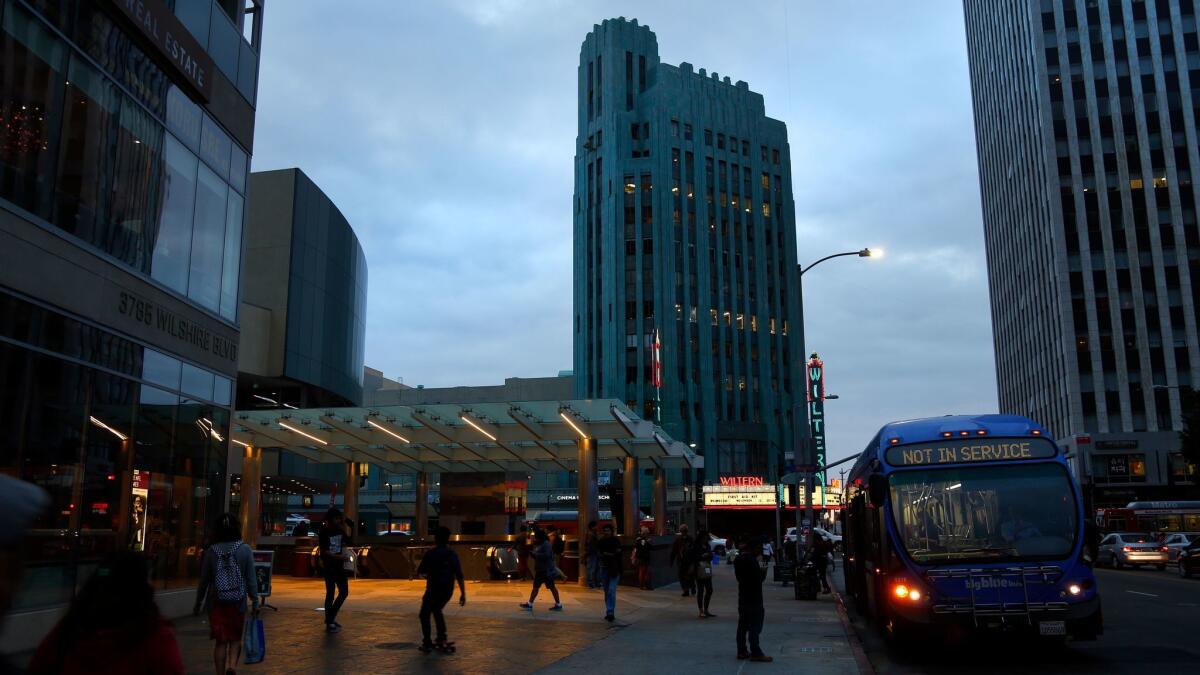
[{"left": 175, "top": 563, "right": 862, "bottom": 674}]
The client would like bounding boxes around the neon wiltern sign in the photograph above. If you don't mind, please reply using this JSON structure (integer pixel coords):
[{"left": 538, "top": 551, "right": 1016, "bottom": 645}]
[{"left": 807, "top": 354, "right": 826, "bottom": 486}]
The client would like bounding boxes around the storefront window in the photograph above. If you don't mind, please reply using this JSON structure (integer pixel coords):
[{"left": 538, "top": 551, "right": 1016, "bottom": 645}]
[
  {"left": 109, "top": 97, "right": 163, "bottom": 271},
  {"left": 53, "top": 54, "right": 118, "bottom": 250},
  {"left": 220, "top": 191, "right": 243, "bottom": 319},
  {"left": 1169, "top": 453, "right": 1196, "bottom": 483}
]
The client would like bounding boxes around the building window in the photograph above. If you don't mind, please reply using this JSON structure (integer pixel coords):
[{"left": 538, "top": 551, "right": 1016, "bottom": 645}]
[
  {"left": 1169, "top": 453, "right": 1196, "bottom": 483},
  {"left": 772, "top": 148, "right": 780, "bottom": 164},
  {"left": 1090, "top": 453, "right": 1148, "bottom": 483},
  {"left": 684, "top": 123, "right": 693, "bottom": 140},
  {"left": 704, "top": 129, "right": 712, "bottom": 146}
]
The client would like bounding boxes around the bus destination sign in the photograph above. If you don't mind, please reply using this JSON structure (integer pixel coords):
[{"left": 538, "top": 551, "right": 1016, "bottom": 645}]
[{"left": 886, "top": 437, "right": 1058, "bottom": 467}]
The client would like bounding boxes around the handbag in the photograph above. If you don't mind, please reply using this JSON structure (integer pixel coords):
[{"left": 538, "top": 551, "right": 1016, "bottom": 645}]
[
  {"left": 696, "top": 560, "right": 713, "bottom": 579},
  {"left": 243, "top": 610, "right": 266, "bottom": 664}
]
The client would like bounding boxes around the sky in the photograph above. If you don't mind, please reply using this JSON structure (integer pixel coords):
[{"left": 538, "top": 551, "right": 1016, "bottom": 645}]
[{"left": 249, "top": 0, "right": 998, "bottom": 467}]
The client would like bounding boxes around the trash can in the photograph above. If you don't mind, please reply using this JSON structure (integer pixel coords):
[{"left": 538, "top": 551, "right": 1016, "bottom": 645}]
[{"left": 292, "top": 544, "right": 315, "bottom": 577}]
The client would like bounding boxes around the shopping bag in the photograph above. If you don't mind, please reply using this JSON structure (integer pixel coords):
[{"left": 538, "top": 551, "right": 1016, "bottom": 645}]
[{"left": 243, "top": 611, "right": 266, "bottom": 664}]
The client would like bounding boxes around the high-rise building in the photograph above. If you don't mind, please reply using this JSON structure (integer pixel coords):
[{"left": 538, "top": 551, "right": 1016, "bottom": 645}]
[
  {"left": 965, "top": 0, "right": 1200, "bottom": 504},
  {"left": 0, "top": 0, "right": 264, "bottom": 645},
  {"left": 572, "top": 18, "right": 804, "bottom": 486}
]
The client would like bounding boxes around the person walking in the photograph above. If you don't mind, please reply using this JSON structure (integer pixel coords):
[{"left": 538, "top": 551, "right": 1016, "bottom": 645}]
[
  {"left": 633, "top": 526, "right": 652, "bottom": 590},
  {"left": 734, "top": 535, "right": 772, "bottom": 662},
  {"left": 416, "top": 526, "right": 466, "bottom": 652},
  {"left": 670, "top": 524, "right": 695, "bottom": 596},
  {"left": 519, "top": 529, "right": 563, "bottom": 611},
  {"left": 596, "top": 523, "right": 623, "bottom": 622},
  {"left": 584, "top": 521, "right": 600, "bottom": 588},
  {"left": 30, "top": 553, "right": 184, "bottom": 675},
  {"left": 193, "top": 513, "right": 259, "bottom": 675},
  {"left": 319, "top": 508, "right": 352, "bottom": 632},
  {"left": 693, "top": 528, "right": 716, "bottom": 618},
  {"left": 549, "top": 526, "right": 566, "bottom": 571}
]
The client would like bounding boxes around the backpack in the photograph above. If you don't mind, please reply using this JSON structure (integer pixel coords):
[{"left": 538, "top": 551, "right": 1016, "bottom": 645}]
[{"left": 214, "top": 542, "right": 246, "bottom": 604}]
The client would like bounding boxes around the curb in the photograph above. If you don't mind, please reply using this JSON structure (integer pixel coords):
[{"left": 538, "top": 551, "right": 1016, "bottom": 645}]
[{"left": 831, "top": 588, "right": 876, "bottom": 675}]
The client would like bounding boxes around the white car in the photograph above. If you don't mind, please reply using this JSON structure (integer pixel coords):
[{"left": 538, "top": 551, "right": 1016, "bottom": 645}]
[
  {"left": 1163, "top": 533, "right": 1200, "bottom": 563},
  {"left": 709, "top": 534, "right": 729, "bottom": 556},
  {"left": 813, "top": 527, "right": 842, "bottom": 544}
]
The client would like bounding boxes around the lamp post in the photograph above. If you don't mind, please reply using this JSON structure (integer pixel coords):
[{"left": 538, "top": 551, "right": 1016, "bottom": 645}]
[{"left": 795, "top": 247, "right": 881, "bottom": 558}]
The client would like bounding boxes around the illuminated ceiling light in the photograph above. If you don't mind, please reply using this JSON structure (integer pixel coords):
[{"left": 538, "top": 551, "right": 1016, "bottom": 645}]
[
  {"left": 278, "top": 421, "right": 328, "bottom": 445},
  {"left": 559, "top": 411, "right": 589, "bottom": 440},
  {"left": 460, "top": 415, "right": 497, "bottom": 441},
  {"left": 231, "top": 439, "right": 251, "bottom": 448},
  {"left": 253, "top": 394, "right": 277, "bottom": 404},
  {"left": 89, "top": 416, "right": 128, "bottom": 441},
  {"left": 367, "top": 419, "right": 410, "bottom": 443}
]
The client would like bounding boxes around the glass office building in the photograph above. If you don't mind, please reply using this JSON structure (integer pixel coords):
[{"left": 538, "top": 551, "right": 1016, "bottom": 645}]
[
  {"left": 0, "top": 0, "right": 263, "bottom": 620},
  {"left": 573, "top": 18, "right": 805, "bottom": 487},
  {"left": 964, "top": 0, "right": 1200, "bottom": 505}
]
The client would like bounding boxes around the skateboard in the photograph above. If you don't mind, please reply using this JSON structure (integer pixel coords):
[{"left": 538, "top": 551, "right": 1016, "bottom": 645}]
[{"left": 419, "top": 640, "right": 456, "bottom": 654}]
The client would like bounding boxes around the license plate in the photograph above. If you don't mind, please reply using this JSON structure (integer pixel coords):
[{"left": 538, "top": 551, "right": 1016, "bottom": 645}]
[{"left": 1039, "top": 621, "right": 1066, "bottom": 636}]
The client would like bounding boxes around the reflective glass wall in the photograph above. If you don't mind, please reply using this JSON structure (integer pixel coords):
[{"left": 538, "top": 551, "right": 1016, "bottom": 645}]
[
  {"left": 0, "top": 0, "right": 248, "bottom": 321},
  {"left": 0, "top": 291, "right": 232, "bottom": 610}
]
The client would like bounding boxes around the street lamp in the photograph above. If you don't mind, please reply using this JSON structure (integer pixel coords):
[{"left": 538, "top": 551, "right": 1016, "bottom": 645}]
[
  {"left": 795, "top": 246, "right": 881, "bottom": 558},
  {"left": 799, "top": 247, "right": 882, "bottom": 277}
]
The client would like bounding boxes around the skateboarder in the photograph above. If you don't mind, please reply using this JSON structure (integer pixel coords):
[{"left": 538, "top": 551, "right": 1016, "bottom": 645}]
[{"left": 417, "top": 526, "right": 466, "bottom": 653}]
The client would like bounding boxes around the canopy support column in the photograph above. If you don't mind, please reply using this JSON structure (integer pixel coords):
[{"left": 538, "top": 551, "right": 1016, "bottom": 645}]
[
  {"left": 344, "top": 461, "right": 361, "bottom": 536},
  {"left": 238, "top": 445, "right": 263, "bottom": 549},
  {"left": 623, "top": 456, "right": 640, "bottom": 536},
  {"left": 652, "top": 467, "right": 667, "bottom": 536},
  {"left": 577, "top": 437, "right": 598, "bottom": 587},
  {"left": 415, "top": 471, "right": 429, "bottom": 539}
]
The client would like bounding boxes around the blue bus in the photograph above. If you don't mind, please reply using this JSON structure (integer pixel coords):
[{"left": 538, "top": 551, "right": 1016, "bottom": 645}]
[{"left": 840, "top": 414, "right": 1102, "bottom": 642}]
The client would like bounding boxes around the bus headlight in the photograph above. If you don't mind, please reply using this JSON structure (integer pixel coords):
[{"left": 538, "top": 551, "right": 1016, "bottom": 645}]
[{"left": 891, "top": 582, "right": 923, "bottom": 602}]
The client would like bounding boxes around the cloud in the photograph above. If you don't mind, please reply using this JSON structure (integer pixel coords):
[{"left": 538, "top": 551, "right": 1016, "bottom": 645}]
[{"left": 251, "top": 0, "right": 996, "bottom": 464}]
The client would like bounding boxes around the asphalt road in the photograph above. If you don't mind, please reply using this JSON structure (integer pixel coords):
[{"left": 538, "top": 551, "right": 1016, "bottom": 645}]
[{"left": 833, "top": 561, "right": 1200, "bottom": 673}]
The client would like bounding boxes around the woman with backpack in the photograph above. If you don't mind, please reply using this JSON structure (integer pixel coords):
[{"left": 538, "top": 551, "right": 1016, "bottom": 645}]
[
  {"left": 194, "top": 512, "right": 259, "bottom": 675},
  {"left": 29, "top": 552, "right": 183, "bottom": 674}
]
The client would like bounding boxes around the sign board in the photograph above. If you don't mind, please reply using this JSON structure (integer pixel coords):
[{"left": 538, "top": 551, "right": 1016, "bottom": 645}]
[
  {"left": 806, "top": 355, "right": 827, "bottom": 485},
  {"left": 107, "top": 0, "right": 214, "bottom": 102},
  {"left": 251, "top": 550, "right": 274, "bottom": 599},
  {"left": 719, "top": 476, "right": 764, "bottom": 486},
  {"left": 885, "top": 438, "right": 1058, "bottom": 467},
  {"left": 130, "top": 469, "right": 150, "bottom": 551}
]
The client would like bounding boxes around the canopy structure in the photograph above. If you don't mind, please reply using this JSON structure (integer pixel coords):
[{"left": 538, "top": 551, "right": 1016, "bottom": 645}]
[
  {"left": 231, "top": 399, "right": 701, "bottom": 473},
  {"left": 230, "top": 399, "right": 700, "bottom": 563}
]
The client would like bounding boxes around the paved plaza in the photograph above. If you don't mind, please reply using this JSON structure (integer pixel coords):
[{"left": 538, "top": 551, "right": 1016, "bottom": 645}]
[{"left": 174, "top": 563, "right": 862, "bottom": 674}]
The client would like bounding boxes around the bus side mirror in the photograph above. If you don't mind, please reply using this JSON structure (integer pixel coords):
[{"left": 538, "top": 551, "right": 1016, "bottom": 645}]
[{"left": 868, "top": 474, "right": 887, "bottom": 508}]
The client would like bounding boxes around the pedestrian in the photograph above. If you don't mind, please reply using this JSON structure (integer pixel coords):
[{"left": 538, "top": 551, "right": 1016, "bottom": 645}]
[
  {"left": 319, "top": 508, "right": 352, "bottom": 632},
  {"left": 549, "top": 526, "right": 566, "bottom": 571},
  {"left": 761, "top": 538, "right": 774, "bottom": 564},
  {"left": 670, "top": 524, "right": 695, "bottom": 596},
  {"left": 633, "top": 526, "right": 653, "bottom": 590},
  {"left": 812, "top": 533, "right": 833, "bottom": 594},
  {"left": 693, "top": 528, "right": 716, "bottom": 618},
  {"left": 30, "top": 552, "right": 183, "bottom": 675},
  {"left": 519, "top": 529, "right": 563, "bottom": 611},
  {"left": 193, "top": 512, "right": 259, "bottom": 675},
  {"left": 0, "top": 475, "right": 48, "bottom": 675},
  {"left": 416, "top": 526, "right": 466, "bottom": 653},
  {"left": 734, "top": 535, "right": 772, "bottom": 662},
  {"left": 584, "top": 521, "right": 600, "bottom": 588},
  {"left": 596, "top": 523, "right": 623, "bottom": 622}
]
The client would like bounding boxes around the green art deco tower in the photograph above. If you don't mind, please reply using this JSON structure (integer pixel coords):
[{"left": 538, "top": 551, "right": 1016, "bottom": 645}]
[{"left": 572, "top": 18, "right": 805, "bottom": 484}]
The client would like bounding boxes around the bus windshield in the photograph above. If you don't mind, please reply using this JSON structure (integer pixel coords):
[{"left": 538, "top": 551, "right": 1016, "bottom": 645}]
[{"left": 889, "top": 462, "right": 1078, "bottom": 564}]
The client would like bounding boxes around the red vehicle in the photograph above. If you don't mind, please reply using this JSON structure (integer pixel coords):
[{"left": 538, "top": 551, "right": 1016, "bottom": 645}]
[{"left": 1096, "top": 500, "right": 1200, "bottom": 534}]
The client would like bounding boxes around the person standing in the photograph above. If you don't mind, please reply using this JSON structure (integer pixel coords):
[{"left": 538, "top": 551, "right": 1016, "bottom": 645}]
[
  {"left": 670, "top": 524, "right": 695, "bottom": 596},
  {"left": 596, "top": 524, "right": 623, "bottom": 622},
  {"left": 734, "top": 536, "right": 772, "bottom": 662},
  {"left": 633, "top": 526, "right": 652, "bottom": 590},
  {"left": 693, "top": 529, "right": 716, "bottom": 618},
  {"left": 319, "top": 509, "right": 351, "bottom": 632},
  {"left": 584, "top": 521, "right": 600, "bottom": 588},
  {"left": 416, "top": 526, "right": 466, "bottom": 652},
  {"left": 30, "top": 553, "right": 184, "bottom": 675},
  {"left": 193, "top": 513, "right": 259, "bottom": 675},
  {"left": 0, "top": 475, "right": 48, "bottom": 675},
  {"left": 812, "top": 533, "right": 833, "bottom": 594},
  {"left": 549, "top": 526, "right": 566, "bottom": 572},
  {"left": 519, "top": 529, "right": 563, "bottom": 611}
]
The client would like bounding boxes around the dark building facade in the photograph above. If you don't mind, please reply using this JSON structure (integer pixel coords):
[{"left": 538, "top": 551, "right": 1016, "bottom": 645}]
[
  {"left": 0, "top": 0, "right": 264, "bottom": 644},
  {"left": 964, "top": 0, "right": 1199, "bottom": 505},
  {"left": 237, "top": 168, "right": 367, "bottom": 409},
  {"left": 572, "top": 18, "right": 804, "bottom": 484}
]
